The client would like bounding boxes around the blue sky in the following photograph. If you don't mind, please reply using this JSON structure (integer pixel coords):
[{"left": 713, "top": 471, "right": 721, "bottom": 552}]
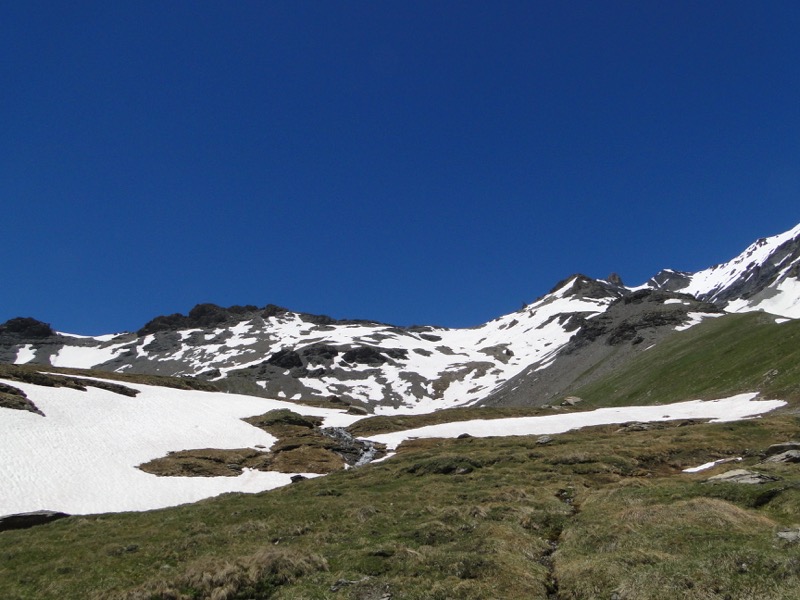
[{"left": 2, "top": 1, "right": 799, "bottom": 334}]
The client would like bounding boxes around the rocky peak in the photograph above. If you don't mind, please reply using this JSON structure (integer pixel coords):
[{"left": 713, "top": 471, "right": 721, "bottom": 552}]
[{"left": 0, "top": 317, "right": 55, "bottom": 339}]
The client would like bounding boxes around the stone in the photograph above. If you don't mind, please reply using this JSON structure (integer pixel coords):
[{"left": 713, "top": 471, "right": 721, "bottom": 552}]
[
  {"left": 705, "top": 469, "right": 779, "bottom": 485},
  {"left": 536, "top": 435, "right": 553, "bottom": 445},
  {"left": 764, "top": 450, "right": 800, "bottom": 463},
  {"left": 765, "top": 442, "right": 800, "bottom": 457},
  {"left": 777, "top": 528, "right": 800, "bottom": 543},
  {"left": 562, "top": 396, "right": 583, "bottom": 406}
]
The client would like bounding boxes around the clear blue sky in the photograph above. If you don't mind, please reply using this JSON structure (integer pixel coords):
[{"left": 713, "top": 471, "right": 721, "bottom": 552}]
[{"left": 2, "top": 1, "right": 799, "bottom": 334}]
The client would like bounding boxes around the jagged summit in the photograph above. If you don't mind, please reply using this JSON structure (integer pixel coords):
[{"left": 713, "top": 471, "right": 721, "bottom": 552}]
[{"left": 642, "top": 222, "right": 800, "bottom": 317}]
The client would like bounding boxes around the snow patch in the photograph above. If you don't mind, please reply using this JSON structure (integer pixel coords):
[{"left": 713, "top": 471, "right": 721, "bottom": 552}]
[
  {"left": 366, "top": 394, "right": 785, "bottom": 450},
  {"left": 14, "top": 344, "right": 36, "bottom": 364}
]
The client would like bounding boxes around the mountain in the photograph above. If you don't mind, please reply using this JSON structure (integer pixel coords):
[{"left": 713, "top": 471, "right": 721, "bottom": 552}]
[
  {"left": 4, "top": 223, "right": 800, "bottom": 600},
  {"left": 641, "top": 222, "right": 800, "bottom": 317},
  {"left": 1, "top": 222, "right": 799, "bottom": 413}
]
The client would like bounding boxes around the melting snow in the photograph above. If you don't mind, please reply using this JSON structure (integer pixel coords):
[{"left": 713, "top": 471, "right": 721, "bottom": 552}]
[
  {"left": 50, "top": 344, "right": 126, "bottom": 369},
  {"left": 365, "top": 394, "right": 785, "bottom": 451},
  {"left": 682, "top": 457, "right": 742, "bottom": 473},
  {"left": 0, "top": 379, "right": 360, "bottom": 516}
]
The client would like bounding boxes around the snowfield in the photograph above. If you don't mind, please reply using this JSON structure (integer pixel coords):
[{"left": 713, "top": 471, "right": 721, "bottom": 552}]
[
  {"left": 0, "top": 380, "right": 786, "bottom": 517},
  {"left": 0, "top": 379, "right": 360, "bottom": 516},
  {"left": 364, "top": 393, "right": 786, "bottom": 450}
]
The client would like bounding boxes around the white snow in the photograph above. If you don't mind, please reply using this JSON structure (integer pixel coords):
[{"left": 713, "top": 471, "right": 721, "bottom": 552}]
[
  {"left": 365, "top": 394, "right": 785, "bottom": 450},
  {"left": 15, "top": 344, "right": 36, "bottom": 364},
  {"left": 682, "top": 457, "right": 742, "bottom": 473},
  {"left": 725, "top": 277, "right": 800, "bottom": 320},
  {"left": 681, "top": 223, "right": 800, "bottom": 304},
  {"left": 50, "top": 344, "right": 126, "bottom": 368},
  {"left": 674, "top": 311, "right": 724, "bottom": 332},
  {"left": 0, "top": 379, "right": 360, "bottom": 516}
]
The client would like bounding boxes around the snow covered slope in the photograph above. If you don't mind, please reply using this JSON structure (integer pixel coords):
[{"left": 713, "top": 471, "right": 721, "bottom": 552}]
[
  {"left": 0, "top": 277, "right": 628, "bottom": 412},
  {"left": 643, "top": 222, "right": 800, "bottom": 318}
]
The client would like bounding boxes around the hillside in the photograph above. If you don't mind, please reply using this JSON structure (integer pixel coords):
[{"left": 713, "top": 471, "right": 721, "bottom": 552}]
[{"left": 2, "top": 397, "right": 799, "bottom": 599}]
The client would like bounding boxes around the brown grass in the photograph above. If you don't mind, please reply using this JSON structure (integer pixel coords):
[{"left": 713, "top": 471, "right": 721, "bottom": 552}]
[{"left": 108, "top": 547, "right": 328, "bottom": 600}]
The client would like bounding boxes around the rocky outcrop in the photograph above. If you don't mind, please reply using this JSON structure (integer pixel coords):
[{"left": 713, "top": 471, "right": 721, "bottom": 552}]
[
  {"left": 0, "top": 317, "right": 55, "bottom": 339},
  {"left": 0, "top": 510, "right": 69, "bottom": 531}
]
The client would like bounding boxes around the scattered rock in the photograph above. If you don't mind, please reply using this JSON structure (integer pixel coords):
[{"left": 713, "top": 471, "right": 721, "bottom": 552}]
[
  {"left": 330, "top": 576, "right": 370, "bottom": 592},
  {"left": 765, "top": 441, "right": 800, "bottom": 457},
  {"left": 704, "top": 469, "right": 779, "bottom": 485},
  {"left": 764, "top": 450, "right": 800, "bottom": 463},
  {"left": 0, "top": 510, "right": 69, "bottom": 532},
  {"left": 777, "top": 528, "right": 800, "bottom": 543},
  {"left": 562, "top": 396, "right": 583, "bottom": 406}
]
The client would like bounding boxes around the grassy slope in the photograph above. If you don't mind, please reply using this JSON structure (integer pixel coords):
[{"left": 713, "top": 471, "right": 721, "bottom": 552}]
[
  {"left": 3, "top": 413, "right": 800, "bottom": 600},
  {"left": 573, "top": 312, "right": 800, "bottom": 407}
]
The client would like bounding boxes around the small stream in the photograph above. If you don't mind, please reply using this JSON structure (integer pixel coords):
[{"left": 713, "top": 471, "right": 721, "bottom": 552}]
[{"left": 320, "top": 427, "right": 382, "bottom": 467}]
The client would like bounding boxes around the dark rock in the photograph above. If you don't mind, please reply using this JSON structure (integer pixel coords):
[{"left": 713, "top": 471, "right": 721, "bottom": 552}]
[
  {"left": 290, "top": 474, "right": 307, "bottom": 483},
  {"left": 347, "top": 405, "right": 369, "bottom": 416},
  {"left": 419, "top": 333, "right": 442, "bottom": 342},
  {"left": 0, "top": 510, "right": 69, "bottom": 531},
  {"left": 0, "top": 317, "right": 55, "bottom": 339},
  {"left": 457, "top": 433, "right": 473, "bottom": 439},
  {"left": 302, "top": 344, "right": 339, "bottom": 363},
  {"left": 142, "top": 331, "right": 181, "bottom": 353},
  {"left": 342, "top": 347, "right": 387, "bottom": 366},
  {"left": 137, "top": 313, "right": 188, "bottom": 336},
  {"left": 267, "top": 349, "right": 303, "bottom": 369},
  {"left": 198, "top": 368, "right": 222, "bottom": 380}
]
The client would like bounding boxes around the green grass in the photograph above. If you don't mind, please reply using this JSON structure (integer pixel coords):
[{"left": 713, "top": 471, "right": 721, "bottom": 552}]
[
  {"left": 346, "top": 405, "right": 569, "bottom": 436},
  {"left": 3, "top": 413, "right": 800, "bottom": 599},
  {"left": 573, "top": 312, "right": 800, "bottom": 407}
]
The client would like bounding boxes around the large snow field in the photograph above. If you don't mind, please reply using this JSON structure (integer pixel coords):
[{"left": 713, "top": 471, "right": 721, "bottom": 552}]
[
  {"left": 0, "top": 379, "right": 360, "bottom": 517},
  {"left": 0, "top": 379, "right": 786, "bottom": 518}
]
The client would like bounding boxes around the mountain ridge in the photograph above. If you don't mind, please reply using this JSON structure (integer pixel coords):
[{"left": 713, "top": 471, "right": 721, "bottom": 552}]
[{"left": 2, "top": 222, "right": 799, "bottom": 413}]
